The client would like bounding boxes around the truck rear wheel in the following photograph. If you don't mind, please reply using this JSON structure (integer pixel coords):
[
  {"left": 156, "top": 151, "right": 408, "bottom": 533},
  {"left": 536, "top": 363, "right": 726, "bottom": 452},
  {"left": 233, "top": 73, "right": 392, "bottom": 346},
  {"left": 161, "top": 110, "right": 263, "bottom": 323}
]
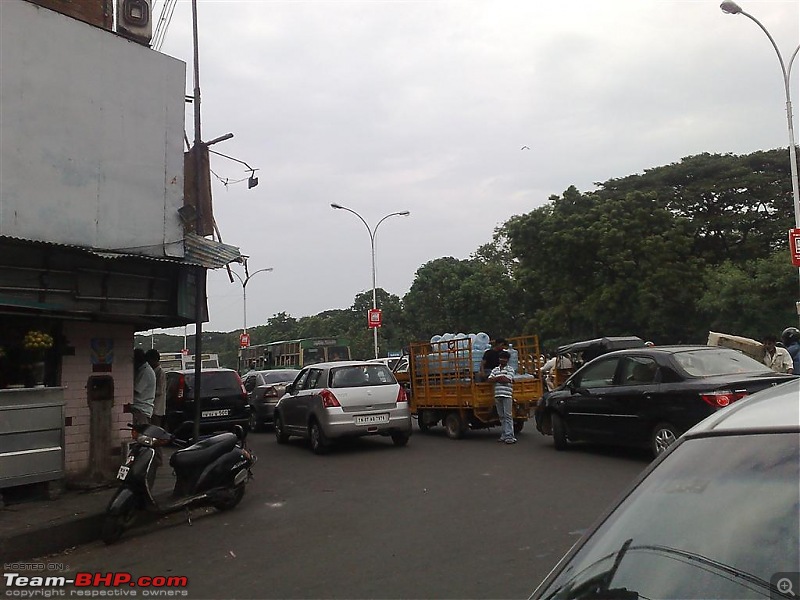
[
  {"left": 417, "top": 410, "right": 431, "bottom": 433},
  {"left": 444, "top": 412, "right": 466, "bottom": 440},
  {"left": 513, "top": 420, "right": 525, "bottom": 434}
]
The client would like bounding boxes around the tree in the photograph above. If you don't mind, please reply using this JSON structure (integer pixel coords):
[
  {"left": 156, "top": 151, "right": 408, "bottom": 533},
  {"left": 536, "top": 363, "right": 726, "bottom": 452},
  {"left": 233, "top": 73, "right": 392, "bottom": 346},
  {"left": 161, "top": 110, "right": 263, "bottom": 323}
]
[{"left": 402, "top": 257, "right": 519, "bottom": 341}]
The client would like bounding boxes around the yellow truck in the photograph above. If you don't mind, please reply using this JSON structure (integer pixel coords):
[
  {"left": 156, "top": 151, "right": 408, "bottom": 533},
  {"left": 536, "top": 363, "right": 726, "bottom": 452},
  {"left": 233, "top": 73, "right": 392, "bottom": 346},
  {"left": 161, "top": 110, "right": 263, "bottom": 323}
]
[{"left": 401, "top": 334, "right": 543, "bottom": 439}]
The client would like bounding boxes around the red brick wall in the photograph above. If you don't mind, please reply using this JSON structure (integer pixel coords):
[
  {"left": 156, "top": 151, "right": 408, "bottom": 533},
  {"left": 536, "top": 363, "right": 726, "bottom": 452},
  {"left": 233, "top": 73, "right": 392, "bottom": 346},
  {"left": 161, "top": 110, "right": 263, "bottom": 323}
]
[{"left": 25, "top": 0, "right": 112, "bottom": 31}]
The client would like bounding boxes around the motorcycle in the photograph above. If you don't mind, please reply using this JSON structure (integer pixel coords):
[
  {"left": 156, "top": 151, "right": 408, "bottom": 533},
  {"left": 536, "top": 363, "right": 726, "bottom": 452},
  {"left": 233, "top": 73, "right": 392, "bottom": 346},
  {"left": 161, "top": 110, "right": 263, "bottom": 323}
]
[{"left": 102, "top": 422, "right": 256, "bottom": 544}]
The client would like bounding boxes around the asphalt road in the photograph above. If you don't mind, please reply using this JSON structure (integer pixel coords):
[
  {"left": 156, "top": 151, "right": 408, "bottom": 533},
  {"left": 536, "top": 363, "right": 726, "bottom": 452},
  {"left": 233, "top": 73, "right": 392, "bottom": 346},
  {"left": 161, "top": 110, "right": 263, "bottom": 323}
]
[{"left": 31, "top": 425, "right": 651, "bottom": 599}]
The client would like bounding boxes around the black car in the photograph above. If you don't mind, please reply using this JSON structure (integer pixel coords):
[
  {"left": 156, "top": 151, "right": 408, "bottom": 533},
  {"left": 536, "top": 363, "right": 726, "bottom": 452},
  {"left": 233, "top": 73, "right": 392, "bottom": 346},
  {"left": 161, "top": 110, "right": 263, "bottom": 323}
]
[
  {"left": 531, "top": 379, "right": 800, "bottom": 599},
  {"left": 535, "top": 345, "right": 795, "bottom": 457},
  {"left": 241, "top": 369, "right": 299, "bottom": 431},
  {"left": 164, "top": 368, "right": 251, "bottom": 439}
]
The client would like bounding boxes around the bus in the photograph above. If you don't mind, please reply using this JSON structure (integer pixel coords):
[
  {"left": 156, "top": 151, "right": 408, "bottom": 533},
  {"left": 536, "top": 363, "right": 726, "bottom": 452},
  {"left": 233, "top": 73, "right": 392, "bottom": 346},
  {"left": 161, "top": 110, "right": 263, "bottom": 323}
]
[
  {"left": 238, "top": 338, "right": 351, "bottom": 373},
  {"left": 159, "top": 352, "right": 220, "bottom": 371}
]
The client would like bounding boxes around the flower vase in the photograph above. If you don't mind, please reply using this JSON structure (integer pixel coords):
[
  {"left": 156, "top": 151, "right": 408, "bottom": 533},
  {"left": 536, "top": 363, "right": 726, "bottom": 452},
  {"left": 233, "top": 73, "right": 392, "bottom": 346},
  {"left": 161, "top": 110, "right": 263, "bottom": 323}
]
[{"left": 32, "top": 360, "right": 46, "bottom": 387}]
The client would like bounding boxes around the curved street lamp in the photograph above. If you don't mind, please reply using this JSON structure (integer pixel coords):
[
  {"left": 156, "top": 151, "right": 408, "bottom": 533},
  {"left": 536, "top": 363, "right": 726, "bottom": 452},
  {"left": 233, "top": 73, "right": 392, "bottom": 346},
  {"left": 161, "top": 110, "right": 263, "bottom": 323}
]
[
  {"left": 721, "top": 1, "right": 800, "bottom": 316},
  {"left": 331, "top": 203, "right": 411, "bottom": 359},
  {"left": 230, "top": 266, "right": 274, "bottom": 339}
]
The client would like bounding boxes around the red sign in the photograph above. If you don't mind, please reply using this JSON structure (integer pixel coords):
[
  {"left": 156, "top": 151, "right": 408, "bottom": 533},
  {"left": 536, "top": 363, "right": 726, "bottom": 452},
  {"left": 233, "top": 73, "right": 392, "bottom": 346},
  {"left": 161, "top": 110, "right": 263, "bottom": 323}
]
[
  {"left": 791, "top": 229, "right": 800, "bottom": 267},
  {"left": 367, "top": 308, "right": 382, "bottom": 329},
  {"left": 240, "top": 333, "right": 251, "bottom": 348},
  {"left": 180, "top": 348, "right": 189, "bottom": 356}
]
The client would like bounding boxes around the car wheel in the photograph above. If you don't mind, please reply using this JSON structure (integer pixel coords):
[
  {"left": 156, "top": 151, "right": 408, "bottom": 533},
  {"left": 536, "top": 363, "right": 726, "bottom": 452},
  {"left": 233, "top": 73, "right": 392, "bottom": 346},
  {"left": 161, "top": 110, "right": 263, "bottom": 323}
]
[
  {"left": 248, "top": 411, "right": 261, "bottom": 433},
  {"left": 391, "top": 431, "right": 410, "bottom": 447},
  {"left": 309, "top": 420, "right": 330, "bottom": 455},
  {"left": 651, "top": 422, "right": 679, "bottom": 457},
  {"left": 551, "top": 412, "right": 568, "bottom": 451},
  {"left": 274, "top": 413, "right": 290, "bottom": 444},
  {"left": 513, "top": 420, "right": 525, "bottom": 434},
  {"left": 444, "top": 411, "right": 466, "bottom": 440},
  {"left": 417, "top": 410, "right": 430, "bottom": 433}
]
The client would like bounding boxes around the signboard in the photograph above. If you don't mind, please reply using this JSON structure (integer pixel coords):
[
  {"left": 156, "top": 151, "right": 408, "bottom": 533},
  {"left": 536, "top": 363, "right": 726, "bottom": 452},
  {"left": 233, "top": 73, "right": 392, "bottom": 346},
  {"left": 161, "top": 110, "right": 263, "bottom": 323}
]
[
  {"left": 239, "top": 333, "right": 250, "bottom": 348},
  {"left": 181, "top": 348, "right": 189, "bottom": 355},
  {"left": 790, "top": 229, "right": 800, "bottom": 267},
  {"left": 368, "top": 309, "right": 382, "bottom": 329}
]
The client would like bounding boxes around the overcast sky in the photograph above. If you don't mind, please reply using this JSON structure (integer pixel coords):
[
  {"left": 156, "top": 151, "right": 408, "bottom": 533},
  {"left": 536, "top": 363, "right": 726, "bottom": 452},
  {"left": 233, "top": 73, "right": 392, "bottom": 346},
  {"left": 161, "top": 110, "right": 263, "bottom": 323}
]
[{"left": 149, "top": 0, "right": 799, "bottom": 337}]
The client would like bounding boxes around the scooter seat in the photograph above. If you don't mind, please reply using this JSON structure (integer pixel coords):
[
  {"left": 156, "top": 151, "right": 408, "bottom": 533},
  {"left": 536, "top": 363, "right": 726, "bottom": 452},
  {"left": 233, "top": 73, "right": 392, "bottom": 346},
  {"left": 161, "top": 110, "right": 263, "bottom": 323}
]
[{"left": 170, "top": 432, "right": 238, "bottom": 470}]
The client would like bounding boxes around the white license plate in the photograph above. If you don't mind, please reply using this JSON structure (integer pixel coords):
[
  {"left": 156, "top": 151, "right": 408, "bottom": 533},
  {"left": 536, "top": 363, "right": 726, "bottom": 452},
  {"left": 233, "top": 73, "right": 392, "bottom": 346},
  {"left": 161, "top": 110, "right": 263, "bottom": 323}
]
[
  {"left": 355, "top": 413, "right": 389, "bottom": 425},
  {"left": 117, "top": 465, "right": 129, "bottom": 481},
  {"left": 202, "top": 409, "right": 231, "bottom": 418}
]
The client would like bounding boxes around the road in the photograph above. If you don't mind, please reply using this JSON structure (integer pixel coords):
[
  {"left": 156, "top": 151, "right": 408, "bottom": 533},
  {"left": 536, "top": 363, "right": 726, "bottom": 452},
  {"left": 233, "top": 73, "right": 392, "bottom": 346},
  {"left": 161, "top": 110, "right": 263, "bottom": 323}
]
[{"left": 35, "top": 426, "right": 650, "bottom": 599}]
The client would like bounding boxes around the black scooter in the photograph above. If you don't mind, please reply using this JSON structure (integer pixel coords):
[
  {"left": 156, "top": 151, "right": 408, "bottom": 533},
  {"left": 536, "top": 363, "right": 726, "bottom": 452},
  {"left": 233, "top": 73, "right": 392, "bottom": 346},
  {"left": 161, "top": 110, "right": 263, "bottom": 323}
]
[{"left": 103, "top": 423, "right": 256, "bottom": 544}]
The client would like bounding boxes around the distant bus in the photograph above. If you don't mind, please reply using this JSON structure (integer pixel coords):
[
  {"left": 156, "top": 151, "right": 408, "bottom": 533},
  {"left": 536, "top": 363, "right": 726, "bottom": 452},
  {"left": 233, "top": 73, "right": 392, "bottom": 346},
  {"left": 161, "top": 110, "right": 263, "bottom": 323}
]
[
  {"left": 238, "top": 338, "right": 351, "bottom": 373},
  {"left": 159, "top": 352, "right": 220, "bottom": 371}
]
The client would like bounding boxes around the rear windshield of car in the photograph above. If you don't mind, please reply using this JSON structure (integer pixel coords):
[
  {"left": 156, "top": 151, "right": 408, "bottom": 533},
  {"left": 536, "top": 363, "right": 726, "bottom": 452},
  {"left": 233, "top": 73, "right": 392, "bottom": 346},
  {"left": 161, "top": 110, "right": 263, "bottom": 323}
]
[
  {"left": 672, "top": 348, "right": 770, "bottom": 377},
  {"left": 183, "top": 372, "right": 241, "bottom": 394},
  {"left": 330, "top": 365, "right": 396, "bottom": 387},
  {"left": 263, "top": 370, "right": 298, "bottom": 383},
  {"left": 538, "top": 433, "right": 800, "bottom": 599}
]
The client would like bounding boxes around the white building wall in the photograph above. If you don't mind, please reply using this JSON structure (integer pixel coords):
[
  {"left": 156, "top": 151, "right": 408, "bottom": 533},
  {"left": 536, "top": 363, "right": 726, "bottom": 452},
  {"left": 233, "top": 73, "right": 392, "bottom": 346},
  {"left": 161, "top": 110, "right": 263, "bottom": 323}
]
[
  {"left": 0, "top": 0, "right": 186, "bottom": 259},
  {"left": 61, "top": 321, "right": 135, "bottom": 475}
]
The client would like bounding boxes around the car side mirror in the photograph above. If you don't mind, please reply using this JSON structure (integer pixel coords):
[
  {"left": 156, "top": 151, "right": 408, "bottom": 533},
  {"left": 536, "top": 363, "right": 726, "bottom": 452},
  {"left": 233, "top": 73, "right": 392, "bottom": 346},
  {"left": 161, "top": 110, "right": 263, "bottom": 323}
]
[{"left": 285, "top": 383, "right": 295, "bottom": 395}]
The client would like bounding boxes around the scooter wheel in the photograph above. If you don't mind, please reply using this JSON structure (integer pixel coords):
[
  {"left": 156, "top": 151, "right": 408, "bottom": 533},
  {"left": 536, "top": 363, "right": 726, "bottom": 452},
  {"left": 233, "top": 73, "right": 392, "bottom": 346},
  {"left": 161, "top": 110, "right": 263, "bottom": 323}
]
[
  {"left": 213, "top": 485, "right": 245, "bottom": 511},
  {"left": 101, "top": 508, "right": 136, "bottom": 545}
]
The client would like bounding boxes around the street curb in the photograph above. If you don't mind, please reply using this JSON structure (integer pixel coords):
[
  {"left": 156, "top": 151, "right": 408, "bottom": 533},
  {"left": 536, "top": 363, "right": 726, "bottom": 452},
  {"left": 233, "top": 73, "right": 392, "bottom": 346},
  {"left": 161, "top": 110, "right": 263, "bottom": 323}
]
[{"left": 0, "top": 513, "right": 103, "bottom": 563}]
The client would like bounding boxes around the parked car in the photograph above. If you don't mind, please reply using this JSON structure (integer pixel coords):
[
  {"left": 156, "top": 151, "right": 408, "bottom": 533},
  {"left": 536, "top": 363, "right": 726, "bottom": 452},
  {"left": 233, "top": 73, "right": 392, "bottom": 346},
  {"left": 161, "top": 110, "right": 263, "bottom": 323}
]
[
  {"left": 273, "top": 361, "right": 412, "bottom": 454},
  {"left": 534, "top": 345, "right": 795, "bottom": 457},
  {"left": 241, "top": 369, "right": 299, "bottom": 431},
  {"left": 530, "top": 378, "right": 800, "bottom": 599},
  {"left": 164, "top": 368, "right": 251, "bottom": 440}
]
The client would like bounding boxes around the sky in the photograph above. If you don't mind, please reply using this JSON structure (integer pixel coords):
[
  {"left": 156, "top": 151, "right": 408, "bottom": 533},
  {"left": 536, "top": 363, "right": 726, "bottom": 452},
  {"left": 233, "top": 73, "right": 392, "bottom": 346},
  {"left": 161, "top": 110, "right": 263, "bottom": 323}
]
[{"left": 147, "top": 0, "right": 800, "bottom": 336}]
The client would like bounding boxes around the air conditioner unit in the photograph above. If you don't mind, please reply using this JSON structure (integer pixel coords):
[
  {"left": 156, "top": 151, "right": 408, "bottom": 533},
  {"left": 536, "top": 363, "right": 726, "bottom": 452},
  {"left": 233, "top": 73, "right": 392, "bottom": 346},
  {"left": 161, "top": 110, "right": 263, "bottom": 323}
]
[{"left": 117, "top": 0, "right": 152, "bottom": 45}]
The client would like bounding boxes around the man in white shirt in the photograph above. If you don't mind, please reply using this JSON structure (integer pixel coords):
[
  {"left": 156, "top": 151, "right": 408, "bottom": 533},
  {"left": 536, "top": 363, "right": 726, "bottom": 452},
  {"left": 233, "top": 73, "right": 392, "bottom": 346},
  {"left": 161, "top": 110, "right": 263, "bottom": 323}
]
[{"left": 763, "top": 334, "right": 793, "bottom": 374}]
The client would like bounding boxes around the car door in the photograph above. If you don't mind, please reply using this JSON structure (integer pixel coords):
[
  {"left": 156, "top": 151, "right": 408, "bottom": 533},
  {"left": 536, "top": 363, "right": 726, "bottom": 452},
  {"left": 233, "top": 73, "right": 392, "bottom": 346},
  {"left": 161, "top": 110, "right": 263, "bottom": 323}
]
[
  {"left": 610, "top": 355, "right": 660, "bottom": 443},
  {"left": 281, "top": 368, "right": 310, "bottom": 433},
  {"left": 561, "top": 356, "right": 621, "bottom": 440}
]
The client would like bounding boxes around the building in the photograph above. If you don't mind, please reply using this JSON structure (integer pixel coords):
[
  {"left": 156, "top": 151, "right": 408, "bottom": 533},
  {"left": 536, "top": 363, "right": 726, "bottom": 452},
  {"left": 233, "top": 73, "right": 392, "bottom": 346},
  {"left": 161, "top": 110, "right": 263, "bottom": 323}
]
[{"left": 0, "top": 0, "right": 238, "bottom": 499}]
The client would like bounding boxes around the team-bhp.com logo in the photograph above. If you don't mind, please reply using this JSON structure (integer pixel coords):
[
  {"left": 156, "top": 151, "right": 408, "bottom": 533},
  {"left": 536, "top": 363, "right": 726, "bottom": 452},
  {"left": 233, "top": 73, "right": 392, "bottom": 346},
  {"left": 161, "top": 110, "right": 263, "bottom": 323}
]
[{"left": 3, "top": 571, "right": 189, "bottom": 597}]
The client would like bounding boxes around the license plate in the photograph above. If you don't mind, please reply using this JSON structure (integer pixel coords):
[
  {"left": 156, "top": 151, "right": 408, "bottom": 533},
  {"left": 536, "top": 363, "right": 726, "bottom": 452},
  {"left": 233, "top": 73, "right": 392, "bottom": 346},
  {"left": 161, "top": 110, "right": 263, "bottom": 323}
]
[
  {"left": 117, "top": 465, "right": 129, "bottom": 481},
  {"left": 202, "top": 409, "right": 230, "bottom": 418},
  {"left": 355, "top": 413, "right": 389, "bottom": 425}
]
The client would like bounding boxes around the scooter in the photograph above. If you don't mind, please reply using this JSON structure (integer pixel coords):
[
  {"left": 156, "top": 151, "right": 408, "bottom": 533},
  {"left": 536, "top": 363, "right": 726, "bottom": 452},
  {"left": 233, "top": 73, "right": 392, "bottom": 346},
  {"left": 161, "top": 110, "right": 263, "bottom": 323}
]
[{"left": 102, "top": 423, "right": 256, "bottom": 544}]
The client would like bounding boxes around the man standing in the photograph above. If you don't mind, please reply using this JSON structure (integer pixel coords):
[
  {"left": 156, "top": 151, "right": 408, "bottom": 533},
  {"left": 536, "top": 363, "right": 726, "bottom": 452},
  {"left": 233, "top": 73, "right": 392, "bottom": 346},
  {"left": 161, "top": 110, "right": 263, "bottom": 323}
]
[
  {"left": 488, "top": 350, "right": 516, "bottom": 444},
  {"left": 763, "top": 335, "right": 793, "bottom": 374},
  {"left": 132, "top": 348, "right": 156, "bottom": 425},
  {"left": 145, "top": 349, "right": 166, "bottom": 427},
  {"left": 480, "top": 338, "right": 508, "bottom": 380}
]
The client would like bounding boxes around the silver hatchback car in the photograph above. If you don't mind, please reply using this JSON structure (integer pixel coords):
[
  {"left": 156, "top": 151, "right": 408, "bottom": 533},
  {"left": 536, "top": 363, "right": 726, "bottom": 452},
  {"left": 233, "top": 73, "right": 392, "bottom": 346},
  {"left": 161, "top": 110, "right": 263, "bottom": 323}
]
[{"left": 273, "top": 361, "right": 412, "bottom": 454}]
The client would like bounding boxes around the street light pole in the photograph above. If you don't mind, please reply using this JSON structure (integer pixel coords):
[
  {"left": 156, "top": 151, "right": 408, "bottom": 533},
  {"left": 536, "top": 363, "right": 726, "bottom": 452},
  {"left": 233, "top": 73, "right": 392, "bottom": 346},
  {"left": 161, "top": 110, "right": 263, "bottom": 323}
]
[
  {"left": 721, "top": 1, "right": 800, "bottom": 316},
  {"left": 330, "top": 204, "right": 411, "bottom": 359},
  {"left": 230, "top": 267, "right": 274, "bottom": 336}
]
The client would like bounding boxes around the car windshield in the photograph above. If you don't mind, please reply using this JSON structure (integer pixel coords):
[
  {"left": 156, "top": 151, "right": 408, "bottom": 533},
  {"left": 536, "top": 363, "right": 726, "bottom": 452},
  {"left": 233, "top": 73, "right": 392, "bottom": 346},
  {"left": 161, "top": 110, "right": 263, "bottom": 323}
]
[
  {"left": 537, "top": 433, "right": 800, "bottom": 599},
  {"left": 672, "top": 348, "right": 770, "bottom": 377},
  {"left": 330, "top": 365, "right": 396, "bottom": 387},
  {"left": 263, "top": 370, "right": 297, "bottom": 383},
  {"left": 184, "top": 372, "right": 240, "bottom": 394}
]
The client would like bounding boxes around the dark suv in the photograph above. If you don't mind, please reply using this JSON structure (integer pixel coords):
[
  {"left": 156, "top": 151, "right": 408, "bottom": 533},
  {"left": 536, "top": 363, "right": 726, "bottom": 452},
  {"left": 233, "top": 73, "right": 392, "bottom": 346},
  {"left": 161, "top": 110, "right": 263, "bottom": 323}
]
[{"left": 164, "top": 368, "right": 251, "bottom": 439}]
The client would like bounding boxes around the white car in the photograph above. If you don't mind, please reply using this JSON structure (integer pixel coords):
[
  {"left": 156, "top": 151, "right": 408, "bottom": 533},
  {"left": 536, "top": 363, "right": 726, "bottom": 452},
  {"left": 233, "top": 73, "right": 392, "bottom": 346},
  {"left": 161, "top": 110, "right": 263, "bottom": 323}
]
[
  {"left": 530, "top": 378, "right": 800, "bottom": 599},
  {"left": 273, "top": 361, "right": 412, "bottom": 454}
]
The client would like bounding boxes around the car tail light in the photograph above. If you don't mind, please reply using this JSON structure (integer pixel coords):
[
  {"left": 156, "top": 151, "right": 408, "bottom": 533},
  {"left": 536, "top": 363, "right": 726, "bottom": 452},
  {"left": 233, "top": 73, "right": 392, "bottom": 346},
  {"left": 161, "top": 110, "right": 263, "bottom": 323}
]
[
  {"left": 701, "top": 390, "right": 748, "bottom": 408},
  {"left": 320, "top": 389, "right": 341, "bottom": 408},
  {"left": 176, "top": 374, "right": 186, "bottom": 404},
  {"left": 397, "top": 387, "right": 408, "bottom": 404},
  {"left": 264, "top": 387, "right": 278, "bottom": 398}
]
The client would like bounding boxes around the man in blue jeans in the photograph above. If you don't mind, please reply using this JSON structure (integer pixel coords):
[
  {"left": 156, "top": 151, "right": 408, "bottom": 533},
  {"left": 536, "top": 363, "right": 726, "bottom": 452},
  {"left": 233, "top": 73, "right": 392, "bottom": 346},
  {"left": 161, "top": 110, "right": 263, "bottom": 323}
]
[{"left": 488, "top": 350, "right": 516, "bottom": 444}]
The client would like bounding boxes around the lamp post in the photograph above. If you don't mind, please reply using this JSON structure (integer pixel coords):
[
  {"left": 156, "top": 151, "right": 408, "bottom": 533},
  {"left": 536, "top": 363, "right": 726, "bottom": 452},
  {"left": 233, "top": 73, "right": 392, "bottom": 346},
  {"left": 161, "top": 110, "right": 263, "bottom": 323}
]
[
  {"left": 230, "top": 266, "right": 274, "bottom": 338},
  {"left": 721, "top": 1, "right": 800, "bottom": 315},
  {"left": 330, "top": 204, "right": 410, "bottom": 359}
]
